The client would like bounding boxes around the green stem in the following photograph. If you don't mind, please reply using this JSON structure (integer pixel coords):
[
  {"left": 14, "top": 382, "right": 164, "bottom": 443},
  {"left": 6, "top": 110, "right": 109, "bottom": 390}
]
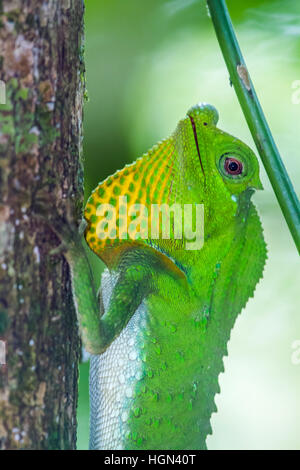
[{"left": 206, "top": 0, "right": 300, "bottom": 253}]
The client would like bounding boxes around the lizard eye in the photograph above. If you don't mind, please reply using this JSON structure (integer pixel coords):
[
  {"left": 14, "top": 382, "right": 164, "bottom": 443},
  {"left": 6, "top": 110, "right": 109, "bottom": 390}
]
[
  {"left": 219, "top": 153, "right": 247, "bottom": 180},
  {"left": 224, "top": 157, "right": 243, "bottom": 175}
]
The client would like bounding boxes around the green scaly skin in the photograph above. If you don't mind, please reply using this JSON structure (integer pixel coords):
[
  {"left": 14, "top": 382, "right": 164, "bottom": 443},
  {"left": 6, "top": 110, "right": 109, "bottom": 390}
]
[{"left": 42, "top": 104, "right": 266, "bottom": 449}]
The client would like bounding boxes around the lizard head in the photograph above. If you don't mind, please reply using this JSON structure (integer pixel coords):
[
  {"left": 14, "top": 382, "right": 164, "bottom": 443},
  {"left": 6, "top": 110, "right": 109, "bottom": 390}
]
[
  {"left": 185, "top": 102, "right": 262, "bottom": 193},
  {"left": 171, "top": 102, "right": 263, "bottom": 235},
  {"left": 84, "top": 103, "right": 263, "bottom": 265}
]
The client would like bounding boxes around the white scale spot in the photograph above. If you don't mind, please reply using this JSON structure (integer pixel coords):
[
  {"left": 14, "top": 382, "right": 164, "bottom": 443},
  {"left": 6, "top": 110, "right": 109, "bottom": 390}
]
[
  {"left": 129, "top": 350, "right": 137, "bottom": 361},
  {"left": 135, "top": 370, "right": 143, "bottom": 380}
]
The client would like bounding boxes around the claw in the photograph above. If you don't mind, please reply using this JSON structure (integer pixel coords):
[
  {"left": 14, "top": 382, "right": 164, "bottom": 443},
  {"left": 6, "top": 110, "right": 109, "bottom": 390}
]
[
  {"left": 79, "top": 218, "right": 88, "bottom": 236},
  {"left": 31, "top": 194, "right": 81, "bottom": 246},
  {"left": 49, "top": 243, "right": 68, "bottom": 257}
]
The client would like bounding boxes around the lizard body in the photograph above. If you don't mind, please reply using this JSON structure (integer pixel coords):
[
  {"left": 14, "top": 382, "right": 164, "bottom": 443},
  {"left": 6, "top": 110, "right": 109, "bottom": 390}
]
[{"left": 48, "top": 104, "right": 266, "bottom": 449}]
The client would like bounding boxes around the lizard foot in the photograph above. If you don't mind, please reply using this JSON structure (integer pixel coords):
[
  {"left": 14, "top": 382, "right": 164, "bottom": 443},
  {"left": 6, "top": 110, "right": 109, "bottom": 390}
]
[{"left": 31, "top": 193, "right": 82, "bottom": 248}]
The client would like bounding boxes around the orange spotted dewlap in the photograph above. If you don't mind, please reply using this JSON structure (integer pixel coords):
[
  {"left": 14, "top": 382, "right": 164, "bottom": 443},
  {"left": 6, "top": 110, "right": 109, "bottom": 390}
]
[{"left": 84, "top": 138, "right": 176, "bottom": 267}]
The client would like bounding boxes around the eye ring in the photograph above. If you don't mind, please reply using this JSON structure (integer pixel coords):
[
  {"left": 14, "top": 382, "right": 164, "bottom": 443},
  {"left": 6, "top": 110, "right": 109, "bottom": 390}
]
[
  {"left": 218, "top": 153, "right": 248, "bottom": 180},
  {"left": 224, "top": 157, "right": 243, "bottom": 176}
]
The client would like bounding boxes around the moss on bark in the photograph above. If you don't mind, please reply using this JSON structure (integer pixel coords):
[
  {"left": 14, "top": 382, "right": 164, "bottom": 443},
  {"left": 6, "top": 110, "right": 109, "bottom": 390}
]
[{"left": 0, "top": 0, "right": 85, "bottom": 449}]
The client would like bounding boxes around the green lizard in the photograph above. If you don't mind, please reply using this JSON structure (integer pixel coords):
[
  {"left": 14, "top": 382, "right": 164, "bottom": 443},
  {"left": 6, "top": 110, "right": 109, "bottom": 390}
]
[{"left": 42, "top": 103, "right": 267, "bottom": 450}]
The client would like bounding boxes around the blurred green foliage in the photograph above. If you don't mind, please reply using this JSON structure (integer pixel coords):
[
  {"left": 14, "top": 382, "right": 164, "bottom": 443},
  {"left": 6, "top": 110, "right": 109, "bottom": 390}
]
[{"left": 78, "top": 0, "right": 300, "bottom": 450}]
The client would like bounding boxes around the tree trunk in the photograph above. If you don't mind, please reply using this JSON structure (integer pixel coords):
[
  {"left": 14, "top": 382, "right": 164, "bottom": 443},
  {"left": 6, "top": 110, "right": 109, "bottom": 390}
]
[{"left": 0, "top": 0, "right": 85, "bottom": 449}]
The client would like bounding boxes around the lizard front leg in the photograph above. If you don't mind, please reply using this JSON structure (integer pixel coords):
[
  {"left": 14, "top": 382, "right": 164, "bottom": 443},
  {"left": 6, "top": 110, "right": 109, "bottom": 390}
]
[
  {"left": 66, "top": 245, "right": 154, "bottom": 354},
  {"left": 32, "top": 199, "right": 155, "bottom": 354}
]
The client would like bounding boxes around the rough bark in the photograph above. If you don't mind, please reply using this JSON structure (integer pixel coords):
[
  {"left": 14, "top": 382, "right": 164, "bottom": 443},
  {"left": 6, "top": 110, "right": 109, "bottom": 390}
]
[{"left": 0, "top": 0, "right": 85, "bottom": 449}]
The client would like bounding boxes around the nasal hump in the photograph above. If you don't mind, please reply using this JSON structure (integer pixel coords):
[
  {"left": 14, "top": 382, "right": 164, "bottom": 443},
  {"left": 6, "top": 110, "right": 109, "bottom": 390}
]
[{"left": 187, "top": 103, "right": 219, "bottom": 126}]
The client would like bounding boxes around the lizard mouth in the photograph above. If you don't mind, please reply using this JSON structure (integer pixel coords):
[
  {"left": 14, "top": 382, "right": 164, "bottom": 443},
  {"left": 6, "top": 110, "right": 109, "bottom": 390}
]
[{"left": 189, "top": 115, "right": 205, "bottom": 177}]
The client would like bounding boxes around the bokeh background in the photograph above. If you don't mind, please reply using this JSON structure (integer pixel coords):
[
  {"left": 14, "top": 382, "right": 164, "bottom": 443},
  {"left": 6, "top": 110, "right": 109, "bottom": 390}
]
[{"left": 77, "top": 0, "right": 300, "bottom": 450}]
